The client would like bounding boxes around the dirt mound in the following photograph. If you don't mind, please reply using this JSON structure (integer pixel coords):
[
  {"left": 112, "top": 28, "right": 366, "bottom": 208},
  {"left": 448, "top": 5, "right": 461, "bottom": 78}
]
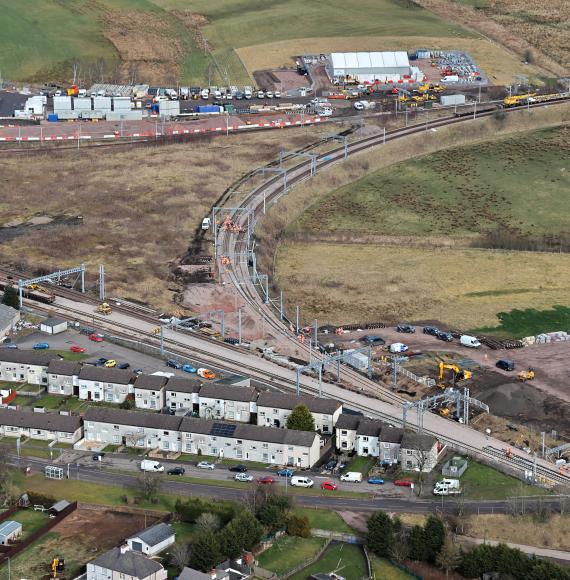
[{"left": 478, "top": 382, "right": 544, "bottom": 416}]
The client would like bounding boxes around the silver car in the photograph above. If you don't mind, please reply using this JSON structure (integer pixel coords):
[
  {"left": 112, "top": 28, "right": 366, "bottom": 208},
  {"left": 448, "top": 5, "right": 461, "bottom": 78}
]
[
  {"left": 234, "top": 472, "right": 254, "bottom": 482},
  {"left": 197, "top": 461, "right": 215, "bottom": 470}
]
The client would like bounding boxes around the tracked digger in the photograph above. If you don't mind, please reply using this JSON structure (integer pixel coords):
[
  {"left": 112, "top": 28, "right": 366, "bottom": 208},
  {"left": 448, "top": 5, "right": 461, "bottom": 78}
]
[{"left": 437, "top": 361, "right": 473, "bottom": 389}]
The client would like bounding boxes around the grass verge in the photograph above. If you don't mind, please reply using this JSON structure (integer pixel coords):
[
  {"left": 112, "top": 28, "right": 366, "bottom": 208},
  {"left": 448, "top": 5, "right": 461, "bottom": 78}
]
[
  {"left": 292, "top": 508, "right": 357, "bottom": 534},
  {"left": 257, "top": 535, "right": 326, "bottom": 575}
]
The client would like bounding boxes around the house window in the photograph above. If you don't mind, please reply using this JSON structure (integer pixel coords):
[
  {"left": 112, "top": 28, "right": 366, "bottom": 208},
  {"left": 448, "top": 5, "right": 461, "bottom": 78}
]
[
  {"left": 113, "top": 435, "right": 120, "bottom": 444},
  {"left": 341, "top": 442, "right": 347, "bottom": 449},
  {"left": 163, "top": 431, "right": 169, "bottom": 436},
  {"left": 106, "top": 393, "right": 113, "bottom": 402},
  {"left": 262, "top": 443, "right": 268, "bottom": 449},
  {"left": 406, "top": 460, "right": 413, "bottom": 468},
  {"left": 362, "top": 436, "right": 368, "bottom": 442},
  {"left": 288, "top": 456, "right": 294, "bottom": 464},
  {"left": 406, "top": 449, "right": 412, "bottom": 455},
  {"left": 93, "top": 393, "right": 100, "bottom": 400},
  {"left": 273, "top": 409, "right": 278, "bottom": 414},
  {"left": 341, "top": 430, "right": 347, "bottom": 435},
  {"left": 163, "top": 441, "right": 169, "bottom": 450},
  {"left": 262, "top": 453, "right": 268, "bottom": 461},
  {"left": 236, "top": 449, "right": 243, "bottom": 458},
  {"left": 322, "top": 425, "right": 329, "bottom": 433},
  {"left": 236, "top": 440, "right": 242, "bottom": 445},
  {"left": 212, "top": 448, "right": 217, "bottom": 455}
]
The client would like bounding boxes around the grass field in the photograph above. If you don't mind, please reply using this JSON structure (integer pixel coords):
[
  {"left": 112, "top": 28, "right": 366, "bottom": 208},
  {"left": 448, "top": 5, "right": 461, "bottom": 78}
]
[
  {"left": 10, "top": 509, "right": 50, "bottom": 538},
  {"left": 289, "top": 543, "right": 368, "bottom": 580},
  {"left": 257, "top": 535, "right": 326, "bottom": 575},
  {"left": 276, "top": 126, "right": 570, "bottom": 332},
  {"left": 370, "top": 556, "right": 415, "bottom": 580},
  {"left": 292, "top": 508, "right": 356, "bottom": 534}
]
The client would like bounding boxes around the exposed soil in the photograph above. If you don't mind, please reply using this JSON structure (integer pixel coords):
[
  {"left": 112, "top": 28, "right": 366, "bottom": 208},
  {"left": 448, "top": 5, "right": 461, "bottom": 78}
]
[
  {"left": 253, "top": 70, "right": 310, "bottom": 92},
  {"left": 0, "top": 214, "right": 83, "bottom": 242}
]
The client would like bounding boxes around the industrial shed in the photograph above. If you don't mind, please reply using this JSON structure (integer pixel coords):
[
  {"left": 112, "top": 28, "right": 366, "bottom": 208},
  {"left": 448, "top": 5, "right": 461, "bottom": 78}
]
[{"left": 328, "top": 51, "right": 411, "bottom": 82}]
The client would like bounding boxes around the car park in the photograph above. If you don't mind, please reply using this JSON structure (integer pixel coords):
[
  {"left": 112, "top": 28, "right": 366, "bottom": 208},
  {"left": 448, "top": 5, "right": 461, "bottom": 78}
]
[
  {"left": 197, "top": 461, "right": 215, "bottom": 470},
  {"left": 182, "top": 363, "right": 197, "bottom": 373},
  {"left": 89, "top": 334, "right": 103, "bottom": 342},
  {"left": 167, "top": 467, "right": 186, "bottom": 475},
  {"left": 397, "top": 324, "right": 416, "bottom": 333},
  {"left": 257, "top": 476, "right": 275, "bottom": 485},
  {"left": 367, "top": 477, "right": 385, "bottom": 485},
  {"left": 104, "top": 359, "right": 117, "bottom": 368},
  {"left": 33, "top": 342, "right": 50, "bottom": 350},
  {"left": 423, "top": 326, "right": 439, "bottom": 336},
  {"left": 496, "top": 359, "right": 515, "bottom": 371},
  {"left": 229, "top": 464, "right": 248, "bottom": 473},
  {"left": 321, "top": 481, "right": 337, "bottom": 490},
  {"left": 394, "top": 479, "right": 413, "bottom": 487},
  {"left": 117, "top": 362, "right": 130, "bottom": 369},
  {"left": 436, "top": 331, "right": 453, "bottom": 342},
  {"left": 70, "top": 345, "right": 86, "bottom": 353},
  {"left": 276, "top": 468, "right": 294, "bottom": 477},
  {"left": 234, "top": 472, "right": 253, "bottom": 482},
  {"left": 166, "top": 359, "right": 182, "bottom": 369}
]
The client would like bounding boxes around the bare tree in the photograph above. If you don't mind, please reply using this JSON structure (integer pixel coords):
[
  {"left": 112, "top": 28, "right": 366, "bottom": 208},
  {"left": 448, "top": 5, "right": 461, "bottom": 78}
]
[
  {"left": 136, "top": 472, "right": 163, "bottom": 502},
  {"left": 436, "top": 541, "right": 462, "bottom": 578},
  {"left": 169, "top": 542, "right": 192, "bottom": 571},
  {"left": 411, "top": 448, "right": 431, "bottom": 496},
  {"left": 71, "top": 59, "right": 80, "bottom": 85},
  {"left": 195, "top": 512, "right": 222, "bottom": 533}
]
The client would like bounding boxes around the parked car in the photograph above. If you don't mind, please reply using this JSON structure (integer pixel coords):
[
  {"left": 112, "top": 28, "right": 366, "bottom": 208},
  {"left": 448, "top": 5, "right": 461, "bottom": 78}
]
[
  {"left": 265, "top": 91, "right": 274, "bottom": 98},
  {"left": 117, "top": 362, "right": 130, "bottom": 369},
  {"left": 423, "top": 326, "right": 440, "bottom": 336},
  {"left": 257, "top": 476, "right": 275, "bottom": 485},
  {"left": 95, "top": 358, "right": 108, "bottom": 366},
  {"left": 104, "top": 359, "right": 117, "bottom": 368},
  {"left": 367, "top": 477, "right": 385, "bottom": 485},
  {"left": 197, "top": 461, "right": 215, "bottom": 470},
  {"left": 496, "top": 359, "right": 515, "bottom": 371},
  {"left": 133, "top": 368, "right": 144, "bottom": 375},
  {"left": 324, "top": 459, "right": 337, "bottom": 471},
  {"left": 92, "top": 453, "right": 105, "bottom": 461},
  {"left": 167, "top": 467, "right": 186, "bottom": 475},
  {"left": 182, "top": 363, "right": 197, "bottom": 373},
  {"left": 321, "top": 481, "right": 337, "bottom": 491},
  {"left": 389, "top": 343, "right": 408, "bottom": 353},
  {"left": 436, "top": 331, "right": 453, "bottom": 342},
  {"left": 89, "top": 333, "right": 103, "bottom": 342},
  {"left": 197, "top": 368, "right": 216, "bottom": 380},
  {"left": 33, "top": 342, "right": 50, "bottom": 350},
  {"left": 229, "top": 464, "right": 248, "bottom": 473},
  {"left": 70, "top": 345, "right": 86, "bottom": 353},
  {"left": 362, "top": 335, "right": 385, "bottom": 346},
  {"left": 276, "top": 468, "right": 294, "bottom": 477},
  {"left": 396, "top": 324, "right": 416, "bottom": 334},
  {"left": 394, "top": 479, "right": 413, "bottom": 487},
  {"left": 234, "top": 472, "right": 254, "bottom": 482},
  {"left": 166, "top": 359, "right": 182, "bottom": 369}
]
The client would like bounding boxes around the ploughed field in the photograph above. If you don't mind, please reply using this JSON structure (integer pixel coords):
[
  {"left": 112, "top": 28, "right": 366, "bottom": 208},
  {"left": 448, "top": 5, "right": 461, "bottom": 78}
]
[{"left": 275, "top": 127, "right": 570, "bottom": 332}]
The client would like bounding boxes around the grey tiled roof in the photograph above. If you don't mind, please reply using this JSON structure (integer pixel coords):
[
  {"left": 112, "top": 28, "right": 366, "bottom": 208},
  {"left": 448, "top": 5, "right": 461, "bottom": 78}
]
[
  {"left": 199, "top": 383, "right": 257, "bottom": 402},
  {"left": 134, "top": 374, "right": 168, "bottom": 391},
  {"left": 335, "top": 414, "right": 362, "bottom": 431},
  {"left": 128, "top": 522, "right": 174, "bottom": 547},
  {"left": 165, "top": 377, "right": 202, "bottom": 394},
  {"left": 89, "top": 547, "right": 164, "bottom": 577},
  {"left": 0, "top": 408, "right": 81, "bottom": 433},
  {"left": 256, "top": 392, "right": 341, "bottom": 414},
  {"left": 356, "top": 419, "right": 384, "bottom": 437},
  {"left": 179, "top": 568, "right": 212, "bottom": 580},
  {"left": 41, "top": 317, "right": 66, "bottom": 327},
  {"left": 401, "top": 432, "right": 437, "bottom": 452},
  {"left": 0, "top": 304, "right": 18, "bottom": 330},
  {"left": 0, "top": 349, "right": 55, "bottom": 366},
  {"left": 48, "top": 359, "right": 81, "bottom": 376},
  {"left": 79, "top": 366, "right": 135, "bottom": 385},
  {"left": 380, "top": 426, "right": 404, "bottom": 444},
  {"left": 84, "top": 407, "right": 182, "bottom": 431}
]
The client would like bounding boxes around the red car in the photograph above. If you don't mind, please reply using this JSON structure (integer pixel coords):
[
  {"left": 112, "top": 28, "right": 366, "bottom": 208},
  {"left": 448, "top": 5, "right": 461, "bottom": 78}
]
[
  {"left": 257, "top": 476, "right": 275, "bottom": 485},
  {"left": 89, "top": 334, "right": 103, "bottom": 343},
  {"left": 394, "top": 479, "right": 413, "bottom": 487},
  {"left": 321, "top": 481, "right": 337, "bottom": 491},
  {"left": 70, "top": 345, "right": 86, "bottom": 353}
]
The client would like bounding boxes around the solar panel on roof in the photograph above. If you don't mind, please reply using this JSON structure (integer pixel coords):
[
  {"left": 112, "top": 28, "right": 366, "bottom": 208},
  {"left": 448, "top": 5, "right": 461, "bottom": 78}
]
[{"left": 210, "top": 423, "right": 237, "bottom": 437}]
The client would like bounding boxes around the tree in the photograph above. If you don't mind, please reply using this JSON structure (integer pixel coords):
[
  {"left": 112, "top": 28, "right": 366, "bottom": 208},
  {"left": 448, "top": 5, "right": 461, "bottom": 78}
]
[
  {"left": 190, "top": 532, "right": 221, "bottom": 572},
  {"left": 287, "top": 515, "right": 311, "bottom": 538},
  {"left": 2, "top": 286, "right": 19, "bottom": 310},
  {"left": 408, "top": 525, "right": 428, "bottom": 561},
  {"left": 390, "top": 517, "right": 409, "bottom": 563},
  {"left": 424, "top": 515, "right": 446, "bottom": 563},
  {"left": 254, "top": 490, "right": 291, "bottom": 532},
  {"left": 219, "top": 520, "right": 245, "bottom": 559},
  {"left": 411, "top": 448, "right": 430, "bottom": 495},
  {"left": 136, "top": 472, "right": 163, "bottom": 503},
  {"left": 234, "top": 510, "right": 263, "bottom": 550},
  {"left": 436, "top": 541, "right": 462, "bottom": 577},
  {"left": 195, "top": 512, "right": 222, "bottom": 534},
  {"left": 367, "top": 511, "right": 394, "bottom": 557},
  {"left": 169, "top": 542, "right": 192, "bottom": 571},
  {"left": 286, "top": 404, "right": 315, "bottom": 432}
]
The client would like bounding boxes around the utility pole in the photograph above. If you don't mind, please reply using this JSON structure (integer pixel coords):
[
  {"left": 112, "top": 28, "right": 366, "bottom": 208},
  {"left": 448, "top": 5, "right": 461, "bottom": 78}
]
[
  {"left": 99, "top": 264, "right": 105, "bottom": 301},
  {"left": 296, "top": 305, "right": 300, "bottom": 334},
  {"left": 160, "top": 325, "right": 164, "bottom": 355},
  {"left": 238, "top": 307, "right": 242, "bottom": 345}
]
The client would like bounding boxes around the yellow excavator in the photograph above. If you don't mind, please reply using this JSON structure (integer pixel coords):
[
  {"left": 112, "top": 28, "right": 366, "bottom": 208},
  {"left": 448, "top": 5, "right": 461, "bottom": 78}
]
[
  {"left": 437, "top": 361, "right": 473, "bottom": 389},
  {"left": 95, "top": 302, "right": 112, "bottom": 315}
]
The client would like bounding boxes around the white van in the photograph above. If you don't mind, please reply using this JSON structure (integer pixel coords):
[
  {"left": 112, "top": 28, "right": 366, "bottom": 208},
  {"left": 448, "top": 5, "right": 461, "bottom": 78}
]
[
  {"left": 460, "top": 335, "right": 481, "bottom": 348},
  {"left": 290, "top": 476, "right": 314, "bottom": 488},
  {"left": 340, "top": 471, "right": 362, "bottom": 483},
  {"left": 141, "top": 460, "right": 164, "bottom": 472},
  {"left": 390, "top": 343, "right": 408, "bottom": 353},
  {"left": 201, "top": 217, "right": 211, "bottom": 230}
]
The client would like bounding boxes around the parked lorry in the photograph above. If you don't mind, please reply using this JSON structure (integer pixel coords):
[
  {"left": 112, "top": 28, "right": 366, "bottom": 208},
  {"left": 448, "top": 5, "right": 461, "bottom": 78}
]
[{"left": 433, "top": 478, "right": 461, "bottom": 495}]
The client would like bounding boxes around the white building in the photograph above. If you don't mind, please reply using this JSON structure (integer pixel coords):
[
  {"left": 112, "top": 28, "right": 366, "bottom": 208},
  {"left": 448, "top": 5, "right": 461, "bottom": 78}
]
[
  {"left": 0, "top": 408, "right": 83, "bottom": 443},
  {"left": 47, "top": 359, "right": 81, "bottom": 396},
  {"left": 164, "top": 376, "right": 201, "bottom": 412},
  {"left": 400, "top": 432, "right": 441, "bottom": 472},
  {"left": 256, "top": 392, "right": 342, "bottom": 434},
  {"left": 0, "top": 349, "right": 53, "bottom": 385},
  {"left": 327, "top": 51, "right": 411, "bottom": 83},
  {"left": 78, "top": 366, "right": 135, "bottom": 403},
  {"left": 127, "top": 523, "right": 175, "bottom": 556},
  {"left": 0, "top": 303, "right": 20, "bottom": 338},
  {"left": 134, "top": 374, "right": 167, "bottom": 410},
  {"left": 40, "top": 317, "right": 68, "bottom": 335},
  {"left": 335, "top": 414, "right": 361, "bottom": 453},
  {"left": 87, "top": 545, "right": 167, "bottom": 580},
  {"left": 198, "top": 383, "right": 257, "bottom": 422}
]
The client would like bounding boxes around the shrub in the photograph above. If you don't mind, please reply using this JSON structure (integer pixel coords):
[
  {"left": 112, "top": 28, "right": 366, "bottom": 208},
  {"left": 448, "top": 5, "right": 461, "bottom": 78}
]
[{"left": 287, "top": 515, "right": 311, "bottom": 538}]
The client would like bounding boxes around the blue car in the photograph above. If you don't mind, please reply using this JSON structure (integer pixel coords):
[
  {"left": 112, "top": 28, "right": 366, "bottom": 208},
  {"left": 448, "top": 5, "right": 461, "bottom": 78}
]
[
  {"left": 368, "top": 477, "right": 385, "bottom": 485},
  {"left": 276, "top": 468, "right": 294, "bottom": 477},
  {"left": 182, "top": 363, "right": 197, "bottom": 373},
  {"left": 33, "top": 342, "right": 50, "bottom": 350}
]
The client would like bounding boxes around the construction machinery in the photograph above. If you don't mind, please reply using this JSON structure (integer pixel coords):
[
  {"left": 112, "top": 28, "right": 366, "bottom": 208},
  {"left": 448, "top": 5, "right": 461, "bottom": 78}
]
[
  {"left": 503, "top": 93, "right": 536, "bottom": 107},
  {"left": 51, "top": 555, "right": 65, "bottom": 578},
  {"left": 439, "top": 407, "right": 450, "bottom": 417},
  {"left": 437, "top": 361, "right": 473, "bottom": 388},
  {"left": 95, "top": 302, "right": 112, "bottom": 315},
  {"left": 518, "top": 368, "right": 535, "bottom": 382}
]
